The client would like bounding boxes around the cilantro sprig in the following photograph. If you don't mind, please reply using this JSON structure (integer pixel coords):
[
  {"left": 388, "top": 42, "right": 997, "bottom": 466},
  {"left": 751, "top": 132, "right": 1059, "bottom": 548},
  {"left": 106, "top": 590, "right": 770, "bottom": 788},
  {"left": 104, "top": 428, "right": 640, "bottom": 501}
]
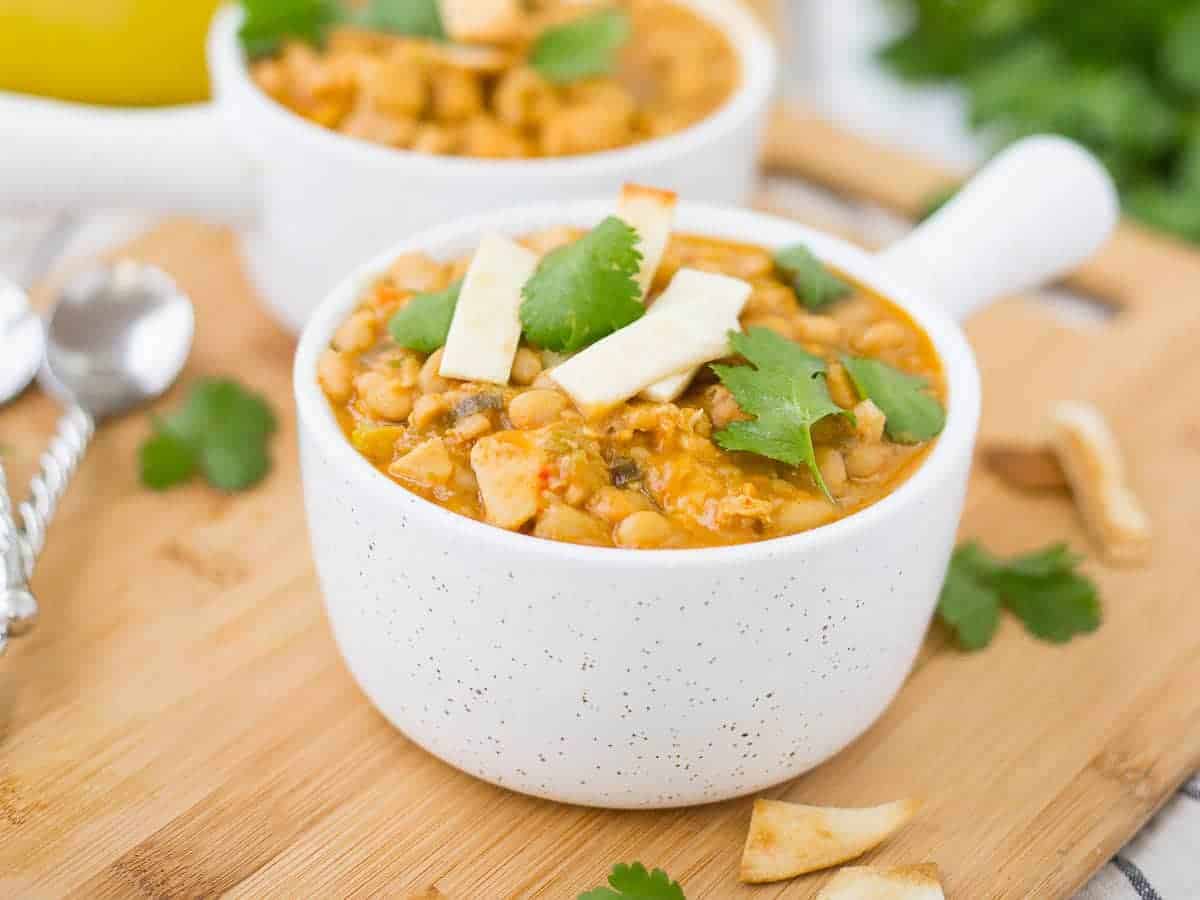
[
  {"left": 774, "top": 243, "right": 852, "bottom": 311},
  {"left": 237, "top": 0, "right": 445, "bottom": 57},
  {"left": 520, "top": 217, "right": 644, "bottom": 353},
  {"left": 238, "top": 0, "right": 341, "bottom": 59},
  {"left": 530, "top": 8, "right": 633, "bottom": 84},
  {"left": 579, "top": 862, "right": 685, "bottom": 900},
  {"left": 139, "top": 378, "right": 277, "bottom": 492},
  {"left": 711, "top": 328, "right": 851, "bottom": 500},
  {"left": 938, "top": 542, "right": 1100, "bottom": 650},
  {"left": 841, "top": 356, "right": 946, "bottom": 444},
  {"left": 388, "top": 279, "right": 461, "bottom": 353},
  {"left": 352, "top": 0, "right": 445, "bottom": 40},
  {"left": 880, "top": 1, "right": 1200, "bottom": 244}
]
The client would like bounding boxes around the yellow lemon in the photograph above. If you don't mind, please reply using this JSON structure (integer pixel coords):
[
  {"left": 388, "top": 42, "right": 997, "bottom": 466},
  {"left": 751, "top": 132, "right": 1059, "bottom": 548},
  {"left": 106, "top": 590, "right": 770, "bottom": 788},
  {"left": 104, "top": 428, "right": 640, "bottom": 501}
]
[{"left": 0, "top": 0, "right": 223, "bottom": 106}]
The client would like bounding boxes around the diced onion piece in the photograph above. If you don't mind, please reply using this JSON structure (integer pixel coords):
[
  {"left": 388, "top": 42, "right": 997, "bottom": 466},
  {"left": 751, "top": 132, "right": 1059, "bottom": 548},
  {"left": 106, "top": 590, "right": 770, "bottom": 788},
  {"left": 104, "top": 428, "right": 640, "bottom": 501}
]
[
  {"left": 639, "top": 268, "right": 750, "bottom": 402},
  {"left": 616, "top": 183, "right": 678, "bottom": 298},
  {"left": 439, "top": 233, "right": 538, "bottom": 385},
  {"left": 440, "top": 0, "right": 523, "bottom": 44},
  {"left": 551, "top": 268, "right": 750, "bottom": 414}
]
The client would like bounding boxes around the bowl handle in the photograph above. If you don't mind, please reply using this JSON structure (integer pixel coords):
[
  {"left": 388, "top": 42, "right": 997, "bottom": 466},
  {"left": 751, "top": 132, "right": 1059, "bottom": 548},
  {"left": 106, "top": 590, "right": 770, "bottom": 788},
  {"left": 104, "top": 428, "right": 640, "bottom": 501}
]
[
  {"left": 875, "top": 136, "right": 1118, "bottom": 322},
  {"left": 0, "top": 93, "right": 258, "bottom": 224}
]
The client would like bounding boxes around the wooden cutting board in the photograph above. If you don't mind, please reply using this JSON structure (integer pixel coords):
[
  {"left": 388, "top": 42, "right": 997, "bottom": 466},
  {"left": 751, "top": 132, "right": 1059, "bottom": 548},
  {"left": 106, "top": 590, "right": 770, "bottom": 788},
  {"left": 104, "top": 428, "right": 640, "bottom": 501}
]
[{"left": 2, "top": 108, "right": 1199, "bottom": 899}]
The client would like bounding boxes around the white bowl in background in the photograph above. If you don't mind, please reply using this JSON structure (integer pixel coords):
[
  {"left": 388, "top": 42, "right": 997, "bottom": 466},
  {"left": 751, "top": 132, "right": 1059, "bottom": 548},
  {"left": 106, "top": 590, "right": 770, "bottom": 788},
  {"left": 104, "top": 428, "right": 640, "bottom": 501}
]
[{"left": 0, "top": 1, "right": 776, "bottom": 332}]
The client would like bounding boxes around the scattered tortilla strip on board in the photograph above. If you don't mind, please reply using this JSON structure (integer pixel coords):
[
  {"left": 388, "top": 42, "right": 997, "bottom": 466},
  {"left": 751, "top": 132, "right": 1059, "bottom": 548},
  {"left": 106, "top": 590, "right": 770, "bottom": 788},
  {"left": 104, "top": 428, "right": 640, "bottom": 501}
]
[
  {"left": 617, "top": 184, "right": 678, "bottom": 298},
  {"left": 1048, "top": 402, "right": 1151, "bottom": 565},
  {"left": 638, "top": 268, "right": 751, "bottom": 402},
  {"left": 439, "top": 233, "right": 538, "bottom": 385},
  {"left": 981, "top": 442, "right": 1069, "bottom": 492},
  {"left": 551, "top": 269, "right": 749, "bottom": 414},
  {"left": 440, "top": 0, "right": 523, "bottom": 44},
  {"left": 740, "top": 798, "right": 920, "bottom": 884},
  {"left": 816, "top": 864, "right": 945, "bottom": 900}
]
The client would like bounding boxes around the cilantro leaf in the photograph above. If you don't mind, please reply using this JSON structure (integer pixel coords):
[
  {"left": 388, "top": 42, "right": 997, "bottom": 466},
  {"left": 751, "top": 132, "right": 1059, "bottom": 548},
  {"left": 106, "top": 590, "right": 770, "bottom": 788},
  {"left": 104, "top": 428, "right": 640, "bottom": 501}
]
[
  {"left": 985, "top": 544, "right": 1100, "bottom": 643},
  {"left": 520, "top": 216, "right": 643, "bottom": 352},
  {"left": 711, "top": 328, "right": 850, "bottom": 500},
  {"left": 1005, "top": 572, "right": 1100, "bottom": 643},
  {"left": 937, "top": 545, "right": 1001, "bottom": 650},
  {"left": 918, "top": 184, "right": 959, "bottom": 223},
  {"left": 201, "top": 433, "right": 272, "bottom": 492},
  {"left": 139, "top": 378, "right": 277, "bottom": 493},
  {"left": 579, "top": 862, "right": 686, "bottom": 900},
  {"left": 139, "top": 420, "right": 198, "bottom": 491},
  {"left": 937, "top": 541, "right": 1100, "bottom": 650},
  {"left": 388, "top": 279, "right": 461, "bottom": 353},
  {"left": 237, "top": 0, "right": 341, "bottom": 58},
  {"left": 841, "top": 355, "right": 946, "bottom": 444},
  {"left": 774, "top": 243, "right": 852, "bottom": 310},
  {"left": 530, "top": 8, "right": 632, "bottom": 85},
  {"left": 354, "top": 0, "right": 445, "bottom": 40},
  {"left": 1162, "top": 5, "right": 1200, "bottom": 97}
]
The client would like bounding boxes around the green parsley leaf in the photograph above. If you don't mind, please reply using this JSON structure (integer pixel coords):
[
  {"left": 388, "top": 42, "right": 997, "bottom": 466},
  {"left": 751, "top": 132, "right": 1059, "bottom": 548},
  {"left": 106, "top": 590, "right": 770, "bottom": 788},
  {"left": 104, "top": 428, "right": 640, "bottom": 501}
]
[
  {"left": 937, "top": 541, "right": 1100, "bottom": 650},
  {"left": 579, "top": 862, "right": 686, "bottom": 900},
  {"left": 138, "top": 420, "right": 198, "bottom": 491},
  {"left": 937, "top": 545, "right": 1001, "bottom": 651},
  {"left": 353, "top": 0, "right": 445, "bottom": 40},
  {"left": 711, "top": 328, "right": 850, "bottom": 500},
  {"left": 139, "top": 378, "right": 277, "bottom": 493},
  {"left": 388, "top": 279, "right": 461, "bottom": 353},
  {"left": 774, "top": 243, "right": 852, "bottom": 310},
  {"left": 918, "top": 184, "right": 959, "bottom": 223},
  {"left": 1162, "top": 4, "right": 1200, "bottom": 97},
  {"left": 520, "top": 216, "right": 644, "bottom": 352},
  {"left": 841, "top": 355, "right": 946, "bottom": 444},
  {"left": 984, "top": 544, "right": 1100, "bottom": 643},
  {"left": 530, "top": 8, "right": 632, "bottom": 85},
  {"left": 237, "top": 0, "right": 341, "bottom": 58}
]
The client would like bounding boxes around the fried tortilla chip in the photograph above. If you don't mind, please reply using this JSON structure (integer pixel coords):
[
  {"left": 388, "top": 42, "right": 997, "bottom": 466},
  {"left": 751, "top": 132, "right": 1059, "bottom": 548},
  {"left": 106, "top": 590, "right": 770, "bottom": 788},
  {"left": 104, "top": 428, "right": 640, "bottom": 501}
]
[
  {"left": 1048, "top": 402, "right": 1151, "bottom": 565},
  {"left": 740, "top": 798, "right": 920, "bottom": 884},
  {"left": 816, "top": 864, "right": 944, "bottom": 899}
]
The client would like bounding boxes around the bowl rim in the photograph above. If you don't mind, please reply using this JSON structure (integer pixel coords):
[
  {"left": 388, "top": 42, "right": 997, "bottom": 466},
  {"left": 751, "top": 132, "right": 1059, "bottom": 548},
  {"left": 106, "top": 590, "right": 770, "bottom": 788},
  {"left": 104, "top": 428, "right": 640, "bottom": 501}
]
[
  {"left": 294, "top": 199, "right": 982, "bottom": 567},
  {"left": 208, "top": 0, "right": 777, "bottom": 176}
]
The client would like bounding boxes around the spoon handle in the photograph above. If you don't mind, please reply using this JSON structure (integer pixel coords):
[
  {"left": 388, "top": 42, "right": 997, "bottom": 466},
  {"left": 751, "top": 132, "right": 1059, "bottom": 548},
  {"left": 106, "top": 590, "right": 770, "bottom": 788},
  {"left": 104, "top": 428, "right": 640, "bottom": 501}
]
[{"left": 0, "top": 404, "right": 94, "bottom": 655}]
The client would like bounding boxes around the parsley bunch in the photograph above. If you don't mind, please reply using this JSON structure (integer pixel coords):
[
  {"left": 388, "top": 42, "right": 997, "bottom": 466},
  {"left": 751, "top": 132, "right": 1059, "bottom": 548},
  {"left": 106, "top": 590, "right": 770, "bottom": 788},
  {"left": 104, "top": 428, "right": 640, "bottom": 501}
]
[
  {"left": 882, "top": 0, "right": 1200, "bottom": 243},
  {"left": 938, "top": 542, "right": 1100, "bottom": 651},
  {"left": 579, "top": 863, "right": 685, "bottom": 900},
  {"left": 140, "top": 378, "right": 277, "bottom": 493}
]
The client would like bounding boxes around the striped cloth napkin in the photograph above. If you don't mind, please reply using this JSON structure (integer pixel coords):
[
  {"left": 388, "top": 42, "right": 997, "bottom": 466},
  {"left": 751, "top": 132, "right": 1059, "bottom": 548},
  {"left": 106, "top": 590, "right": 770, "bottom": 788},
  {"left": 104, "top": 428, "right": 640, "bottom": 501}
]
[{"left": 1078, "top": 775, "right": 1200, "bottom": 899}]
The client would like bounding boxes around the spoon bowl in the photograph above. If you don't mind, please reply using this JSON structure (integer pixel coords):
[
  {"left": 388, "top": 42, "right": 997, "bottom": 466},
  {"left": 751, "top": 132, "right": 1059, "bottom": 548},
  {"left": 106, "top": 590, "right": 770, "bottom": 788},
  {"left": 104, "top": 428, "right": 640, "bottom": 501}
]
[{"left": 39, "top": 260, "right": 194, "bottom": 418}]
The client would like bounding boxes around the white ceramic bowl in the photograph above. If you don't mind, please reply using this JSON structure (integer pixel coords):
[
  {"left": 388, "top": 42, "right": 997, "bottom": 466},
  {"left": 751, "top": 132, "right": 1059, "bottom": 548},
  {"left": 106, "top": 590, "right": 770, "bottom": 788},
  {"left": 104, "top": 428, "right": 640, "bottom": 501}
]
[
  {"left": 0, "top": 1, "right": 775, "bottom": 333},
  {"left": 294, "top": 138, "right": 1118, "bottom": 808}
]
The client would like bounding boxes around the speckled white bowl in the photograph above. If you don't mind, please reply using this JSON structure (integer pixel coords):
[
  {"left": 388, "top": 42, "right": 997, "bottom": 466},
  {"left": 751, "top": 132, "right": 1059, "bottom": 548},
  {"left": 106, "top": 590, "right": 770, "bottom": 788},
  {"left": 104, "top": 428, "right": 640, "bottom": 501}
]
[{"left": 294, "top": 137, "right": 1118, "bottom": 808}]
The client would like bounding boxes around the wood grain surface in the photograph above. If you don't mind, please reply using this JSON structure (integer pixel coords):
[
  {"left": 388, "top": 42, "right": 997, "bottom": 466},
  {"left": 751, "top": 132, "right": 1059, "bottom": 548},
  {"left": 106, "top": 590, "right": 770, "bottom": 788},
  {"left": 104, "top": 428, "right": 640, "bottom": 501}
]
[{"left": 2, "top": 110, "right": 1198, "bottom": 899}]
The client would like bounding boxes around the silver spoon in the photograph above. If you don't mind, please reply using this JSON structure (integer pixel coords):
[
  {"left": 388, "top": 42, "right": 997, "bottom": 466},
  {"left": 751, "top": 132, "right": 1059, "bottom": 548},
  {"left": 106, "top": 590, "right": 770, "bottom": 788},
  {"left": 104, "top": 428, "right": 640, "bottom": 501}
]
[
  {"left": 0, "top": 275, "right": 43, "bottom": 406},
  {"left": 0, "top": 260, "right": 194, "bottom": 655}
]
